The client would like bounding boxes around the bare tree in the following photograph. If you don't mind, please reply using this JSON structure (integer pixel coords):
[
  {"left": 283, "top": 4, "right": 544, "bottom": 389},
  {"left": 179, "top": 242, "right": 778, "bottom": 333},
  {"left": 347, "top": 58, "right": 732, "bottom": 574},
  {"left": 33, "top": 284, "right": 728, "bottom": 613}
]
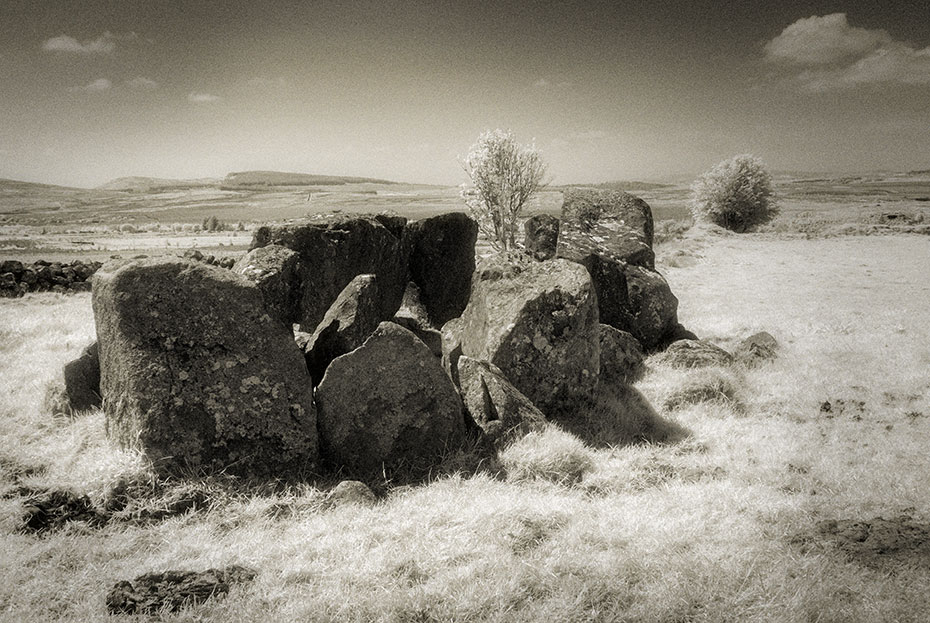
[{"left": 461, "top": 129, "right": 548, "bottom": 251}]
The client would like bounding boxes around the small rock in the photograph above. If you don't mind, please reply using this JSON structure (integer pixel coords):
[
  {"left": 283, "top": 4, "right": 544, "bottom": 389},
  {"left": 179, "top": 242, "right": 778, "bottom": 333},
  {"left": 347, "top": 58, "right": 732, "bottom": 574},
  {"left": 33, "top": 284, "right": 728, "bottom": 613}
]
[
  {"left": 21, "top": 489, "right": 103, "bottom": 533},
  {"left": 105, "top": 565, "right": 258, "bottom": 615},
  {"left": 734, "top": 331, "right": 778, "bottom": 367},
  {"left": 657, "top": 339, "right": 733, "bottom": 368},
  {"left": 325, "top": 480, "right": 377, "bottom": 507}
]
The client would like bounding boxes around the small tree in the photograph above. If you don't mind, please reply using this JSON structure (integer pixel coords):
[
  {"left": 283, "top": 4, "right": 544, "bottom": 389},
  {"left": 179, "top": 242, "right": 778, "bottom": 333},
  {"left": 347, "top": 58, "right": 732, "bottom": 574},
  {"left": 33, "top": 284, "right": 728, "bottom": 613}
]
[
  {"left": 461, "top": 129, "right": 548, "bottom": 251},
  {"left": 689, "top": 154, "right": 778, "bottom": 232}
]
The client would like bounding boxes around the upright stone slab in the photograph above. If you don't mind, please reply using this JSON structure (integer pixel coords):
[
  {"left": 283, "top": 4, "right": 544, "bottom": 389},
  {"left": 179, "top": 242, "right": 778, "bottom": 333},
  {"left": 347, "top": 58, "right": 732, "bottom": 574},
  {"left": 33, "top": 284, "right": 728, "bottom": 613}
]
[
  {"left": 250, "top": 213, "right": 407, "bottom": 332},
  {"left": 457, "top": 356, "right": 547, "bottom": 444},
  {"left": 314, "top": 322, "right": 465, "bottom": 480},
  {"left": 402, "top": 212, "right": 478, "bottom": 326},
  {"left": 92, "top": 259, "right": 319, "bottom": 477},
  {"left": 460, "top": 257, "right": 600, "bottom": 415},
  {"left": 233, "top": 244, "right": 301, "bottom": 326}
]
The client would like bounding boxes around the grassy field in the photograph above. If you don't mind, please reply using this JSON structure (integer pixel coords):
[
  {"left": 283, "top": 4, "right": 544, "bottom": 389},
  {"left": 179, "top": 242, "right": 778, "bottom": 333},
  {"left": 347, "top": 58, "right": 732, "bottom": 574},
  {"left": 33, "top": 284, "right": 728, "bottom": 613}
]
[{"left": 2, "top": 225, "right": 929, "bottom": 621}]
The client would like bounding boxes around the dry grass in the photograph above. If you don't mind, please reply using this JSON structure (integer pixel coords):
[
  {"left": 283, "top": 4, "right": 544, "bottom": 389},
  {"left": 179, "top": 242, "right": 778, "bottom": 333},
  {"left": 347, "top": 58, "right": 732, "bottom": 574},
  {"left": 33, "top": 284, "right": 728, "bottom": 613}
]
[{"left": 1, "top": 232, "right": 930, "bottom": 621}]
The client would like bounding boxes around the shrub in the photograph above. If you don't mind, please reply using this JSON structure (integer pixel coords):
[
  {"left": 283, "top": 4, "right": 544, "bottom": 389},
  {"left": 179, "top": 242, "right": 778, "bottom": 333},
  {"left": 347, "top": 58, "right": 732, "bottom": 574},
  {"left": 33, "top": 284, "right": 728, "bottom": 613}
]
[
  {"left": 689, "top": 154, "right": 778, "bottom": 232},
  {"left": 461, "top": 129, "right": 548, "bottom": 251}
]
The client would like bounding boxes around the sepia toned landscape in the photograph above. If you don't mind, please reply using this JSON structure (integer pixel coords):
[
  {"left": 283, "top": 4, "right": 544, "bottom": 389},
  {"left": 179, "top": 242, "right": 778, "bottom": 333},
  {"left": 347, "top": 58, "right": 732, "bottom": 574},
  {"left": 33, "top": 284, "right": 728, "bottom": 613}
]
[{"left": 2, "top": 2, "right": 930, "bottom": 622}]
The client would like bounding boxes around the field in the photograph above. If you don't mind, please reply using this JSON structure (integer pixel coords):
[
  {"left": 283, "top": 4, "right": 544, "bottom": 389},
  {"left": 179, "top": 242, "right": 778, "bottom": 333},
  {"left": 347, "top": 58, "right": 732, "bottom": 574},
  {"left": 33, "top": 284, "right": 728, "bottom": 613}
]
[{"left": 1, "top": 175, "right": 930, "bottom": 621}]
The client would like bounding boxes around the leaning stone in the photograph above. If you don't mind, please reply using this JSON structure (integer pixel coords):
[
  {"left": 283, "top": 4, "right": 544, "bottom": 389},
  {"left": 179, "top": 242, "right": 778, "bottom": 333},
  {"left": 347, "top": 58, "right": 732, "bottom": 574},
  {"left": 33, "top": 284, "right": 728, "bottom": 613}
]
[
  {"left": 523, "top": 214, "right": 560, "bottom": 260},
  {"left": 599, "top": 325, "right": 645, "bottom": 386},
  {"left": 315, "top": 322, "right": 465, "bottom": 480},
  {"left": 402, "top": 212, "right": 477, "bottom": 326},
  {"left": 233, "top": 244, "right": 301, "bottom": 326},
  {"left": 106, "top": 565, "right": 258, "bottom": 615},
  {"left": 658, "top": 339, "right": 734, "bottom": 369},
  {"left": 457, "top": 356, "right": 547, "bottom": 445},
  {"left": 460, "top": 257, "right": 600, "bottom": 415},
  {"left": 250, "top": 213, "right": 407, "bottom": 331},
  {"left": 92, "top": 258, "right": 318, "bottom": 477},
  {"left": 304, "top": 274, "right": 383, "bottom": 385}
]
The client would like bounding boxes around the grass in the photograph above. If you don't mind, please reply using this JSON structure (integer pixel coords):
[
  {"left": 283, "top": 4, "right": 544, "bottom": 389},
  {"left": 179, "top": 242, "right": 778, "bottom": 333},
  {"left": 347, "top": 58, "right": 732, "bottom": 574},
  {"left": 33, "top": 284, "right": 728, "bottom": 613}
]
[{"left": 1, "top": 230, "right": 930, "bottom": 621}]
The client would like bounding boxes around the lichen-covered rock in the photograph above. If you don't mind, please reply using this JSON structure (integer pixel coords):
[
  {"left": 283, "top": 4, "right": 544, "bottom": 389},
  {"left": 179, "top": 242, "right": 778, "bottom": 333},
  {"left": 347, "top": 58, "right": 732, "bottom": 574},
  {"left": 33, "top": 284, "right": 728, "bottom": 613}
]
[
  {"left": 598, "top": 325, "right": 645, "bottom": 386},
  {"left": 402, "top": 212, "right": 477, "bottom": 326},
  {"left": 658, "top": 339, "right": 734, "bottom": 369},
  {"left": 304, "top": 274, "right": 383, "bottom": 385},
  {"left": 441, "top": 316, "right": 464, "bottom": 386},
  {"left": 457, "top": 356, "right": 547, "bottom": 444},
  {"left": 561, "top": 188, "right": 654, "bottom": 246},
  {"left": 62, "top": 341, "right": 101, "bottom": 412},
  {"left": 233, "top": 244, "right": 301, "bottom": 326},
  {"left": 560, "top": 249, "right": 679, "bottom": 351},
  {"left": 734, "top": 331, "right": 778, "bottom": 367},
  {"left": 314, "top": 322, "right": 465, "bottom": 480},
  {"left": 92, "top": 258, "right": 318, "bottom": 477},
  {"left": 250, "top": 213, "right": 407, "bottom": 331},
  {"left": 460, "top": 257, "right": 600, "bottom": 415},
  {"left": 523, "top": 214, "right": 560, "bottom": 260},
  {"left": 106, "top": 566, "right": 258, "bottom": 615}
]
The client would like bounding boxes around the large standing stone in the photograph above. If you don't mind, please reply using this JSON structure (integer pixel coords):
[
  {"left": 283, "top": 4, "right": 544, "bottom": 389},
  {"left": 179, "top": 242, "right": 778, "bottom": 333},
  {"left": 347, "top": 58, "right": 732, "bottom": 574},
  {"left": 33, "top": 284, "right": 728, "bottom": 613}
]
[
  {"left": 304, "top": 274, "right": 383, "bottom": 385},
  {"left": 562, "top": 187, "right": 654, "bottom": 246},
  {"left": 314, "top": 322, "right": 465, "bottom": 479},
  {"left": 460, "top": 257, "right": 600, "bottom": 415},
  {"left": 250, "top": 214, "right": 407, "bottom": 331},
  {"left": 233, "top": 244, "right": 301, "bottom": 326},
  {"left": 92, "top": 259, "right": 318, "bottom": 477},
  {"left": 523, "top": 214, "right": 560, "bottom": 261},
  {"left": 457, "top": 356, "right": 547, "bottom": 444},
  {"left": 598, "top": 325, "right": 645, "bottom": 387},
  {"left": 402, "top": 212, "right": 477, "bottom": 326}
]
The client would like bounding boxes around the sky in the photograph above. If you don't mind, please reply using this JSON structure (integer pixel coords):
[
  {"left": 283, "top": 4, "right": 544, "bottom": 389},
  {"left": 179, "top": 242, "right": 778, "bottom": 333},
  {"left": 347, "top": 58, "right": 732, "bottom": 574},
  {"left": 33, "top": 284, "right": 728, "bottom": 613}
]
[{"left": 1, "top": 0, "right": 929, "bottom": 187}]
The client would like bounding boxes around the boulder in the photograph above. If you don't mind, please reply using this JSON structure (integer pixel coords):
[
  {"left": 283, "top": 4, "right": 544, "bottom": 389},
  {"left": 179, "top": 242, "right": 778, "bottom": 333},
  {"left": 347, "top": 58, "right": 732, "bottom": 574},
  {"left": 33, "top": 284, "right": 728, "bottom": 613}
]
[
  {"left": 304, "top": 274, "right": 383, "bottom": 385},
  {"left": 92, "top": 258, "right": 319, "bottom": 477},
  {"left": 314, "top": 322, "right": 465, "bottom": 480},
  {"left": 402, "top": 212, "right": 477, "bottom": 326},
  {"left": 251, "top": 213, "right": 407, "bottom": 331},
  {"left": 559, "top": 248, "right": 679, "bottom": 351},
  {"left": 392, "top": 282, "right": 443, "bottom": 357},
  {"left": 106, "top": 566, "right": 258, "bottom": 615},
  {"left": 658, "top": 339, "right": 734, "bottom": 368},
  {"left": 523, "top": 214, "right": 560, "bottom": 260},
  {"left": 460, "top": 257, "right": 600, "bottom": 415},
  {"left": 233, "top": 245, "right": 301, "bottom": 326},
  {"left": 0, "top": 260, "right": 24, "bottom": 277},
  {"left": 441, "top": 316, "right": 464, "bottom": 386},
  {"left": 325, "top": 480, "right": 378, "bottom": 507},
  {"left": 734, "top": 331, "right": 778, "bottom": 367},
  {"left": 598, "top": 325, "right": 645, "bottom": 386},
  {"left": 559, "top": 188, "right": 655, "bottom": 269},
  {"left": 457, "top": 356, "right": 547, "bottom": 444},
  {"left": 61, "top": 341, "right": 101, "bottom": 412}
]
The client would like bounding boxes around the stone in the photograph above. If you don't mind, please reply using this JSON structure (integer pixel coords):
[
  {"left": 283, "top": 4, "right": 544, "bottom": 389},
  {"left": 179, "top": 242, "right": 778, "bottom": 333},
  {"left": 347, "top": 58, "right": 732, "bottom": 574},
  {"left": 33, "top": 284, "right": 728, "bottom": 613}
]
[
  {"left": 598, "top": 325, "right": 645, "bottom": 386},
  {"left": 523, "top": 214, "right": 560, "bottom": 260},
  {"left": 62, "top": 341, "right": 101, "bottom": 412},
  {"left": 561, "top": 188, "right": 654, "bottom": 246},
  {"left": 457, "top": 356, "right": 547, "bottom": 444},
  {"left": 460, "top": 257, "right": 600, "bottom": 415},
  {"left": 392, "top": 282, "right": 443, "bottom": 357},
  {"left": 734, "top": 331, "right": 778, "bottom": 367},
  {"left": 441, "top": 316, "right": 464, "bottom": 386},
  {"left": 233, "top": 244, "right": 302, "bottom": 326},
  {"left": 21, "top": 489, "right": 103, "bottom": 533},
  {"left": 106, "top": 565, "right": 258, "bottom": 615},
  {"left": 92, "top": 258, "right": 318, "bottom": 477},
  {"left": 325, "top": 480, "right": 377, "bottom": 507},
  {"left": 250, "top": 213, "right": 407, "bottom": 331},
  {"left": 304, "top": 274, "right": 383, "bottom": 385},
  {"left": 402, "top": 212, "right": 477, "bottom": 326},
  {"left": 315, "top": 322, "right": 465, "bottom": 480},
  {"left": 658, "top": 339, "right": 734, "bottom": 368},
  {"left": 0, "top": 260, "right": 24, "bottom": 277}
]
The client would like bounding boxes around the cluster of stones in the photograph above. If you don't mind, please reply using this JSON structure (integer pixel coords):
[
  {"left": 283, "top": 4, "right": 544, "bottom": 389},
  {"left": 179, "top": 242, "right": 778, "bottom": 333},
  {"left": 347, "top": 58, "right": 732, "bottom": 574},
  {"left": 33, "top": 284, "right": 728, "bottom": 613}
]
[
  {"left": 0, "top": 259, "right": 101, "bottom": 297},
  {"left": 74, "top": 189, "right": 697, "bottom": 484}
]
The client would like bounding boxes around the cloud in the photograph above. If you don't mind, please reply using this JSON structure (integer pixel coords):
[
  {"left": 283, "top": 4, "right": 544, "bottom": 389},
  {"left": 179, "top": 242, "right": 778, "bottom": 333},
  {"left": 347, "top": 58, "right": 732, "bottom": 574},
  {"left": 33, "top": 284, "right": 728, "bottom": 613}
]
[
  {"left": 126, "top": 76, "right": 158, "bottom": 90},
  {"left": 764, "top": 13, "right": 930, "bottom": 90},
  {"left": 188, "top": 92, "right": 220, "bottom": 103},
  {"left": 43, "top": 32, "right": 116, "bottom": 54},
  {"left": 67, "top": 78, "right": 112, "bottom": 93}
]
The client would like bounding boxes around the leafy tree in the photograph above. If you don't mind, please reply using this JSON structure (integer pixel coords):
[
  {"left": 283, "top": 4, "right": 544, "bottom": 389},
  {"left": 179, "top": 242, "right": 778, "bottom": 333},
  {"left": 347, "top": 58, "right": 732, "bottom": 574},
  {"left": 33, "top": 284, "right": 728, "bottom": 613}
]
[
  {"left": 689, "top": 154, "right": 778, "bottom": 232},
  {"left": 461, "top": 129, "right": 548, "bottom": 251}
]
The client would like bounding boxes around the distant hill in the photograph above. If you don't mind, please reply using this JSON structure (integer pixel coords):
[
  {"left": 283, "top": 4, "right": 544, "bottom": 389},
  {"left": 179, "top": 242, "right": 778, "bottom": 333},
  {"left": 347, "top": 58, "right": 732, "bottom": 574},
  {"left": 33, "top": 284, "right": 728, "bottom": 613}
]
[
  {"left": 553, "top": 181, "right": 673, "bottom": 192},
  {"left": 222, "top": 171, "right": 398, "bottom": 187},
  {"left": 0, "top": 178, "right": 81, "bottom": 192},
  {"left": 97, "top": 177, "right": 221, "bottom": 192}
]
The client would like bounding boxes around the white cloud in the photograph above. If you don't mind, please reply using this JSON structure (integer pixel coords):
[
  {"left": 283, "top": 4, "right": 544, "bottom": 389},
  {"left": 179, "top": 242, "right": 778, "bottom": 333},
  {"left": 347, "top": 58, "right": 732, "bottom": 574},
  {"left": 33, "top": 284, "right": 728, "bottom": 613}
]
[
  {"left": 764, "top": 14, "right": 930, "bottom": 91},
  {"left": 43, "top": 32, "right": 116, "bottom": 54},
  {"left": 126, "top": 76, "right": 158, "bottom": 90},
  {"left": 67, "top": 78, "right": 112, "bottom": 93},
  {"left": 188, "top": 92, "right": 220, "bottom": 103}
]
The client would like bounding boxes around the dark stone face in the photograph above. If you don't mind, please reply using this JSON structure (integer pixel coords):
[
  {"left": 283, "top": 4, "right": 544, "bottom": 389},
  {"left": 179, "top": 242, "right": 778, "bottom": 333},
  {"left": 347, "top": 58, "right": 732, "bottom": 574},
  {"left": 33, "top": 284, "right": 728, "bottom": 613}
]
[{"left": 523, "top": 214, "right": 560, "bottom": 261}]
